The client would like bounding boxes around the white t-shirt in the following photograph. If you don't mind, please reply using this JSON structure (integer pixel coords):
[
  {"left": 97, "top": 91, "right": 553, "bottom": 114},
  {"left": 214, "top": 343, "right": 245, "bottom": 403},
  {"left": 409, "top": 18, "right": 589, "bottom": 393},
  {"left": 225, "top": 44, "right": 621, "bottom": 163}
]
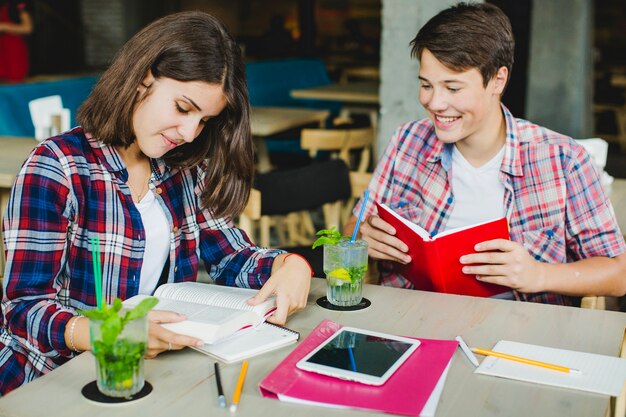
[
  {"left": 444, "top": 145, "right": 506, "bottom": 231},
  {"left": 135, "top": 189, "right": 170, "bottom": 295}
]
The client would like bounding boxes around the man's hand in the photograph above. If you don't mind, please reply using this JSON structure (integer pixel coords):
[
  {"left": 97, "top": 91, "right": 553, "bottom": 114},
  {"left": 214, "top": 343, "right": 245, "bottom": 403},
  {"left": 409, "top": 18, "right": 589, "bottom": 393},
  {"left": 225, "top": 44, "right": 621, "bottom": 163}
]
[
  {"left": 459, "top": 239, "right": 546, "bottom": 293},
  {"left": 353, "top": 214, "right": 411, "bottom": 264}
]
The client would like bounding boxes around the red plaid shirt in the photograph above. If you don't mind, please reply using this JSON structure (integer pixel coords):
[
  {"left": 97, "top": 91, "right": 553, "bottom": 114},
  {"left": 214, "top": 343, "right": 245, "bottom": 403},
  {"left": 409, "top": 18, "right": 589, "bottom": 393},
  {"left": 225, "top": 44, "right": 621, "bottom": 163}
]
[
  {"left": 355, "top": 105, "right": 625, "bottom": 305},
  {"left": 0, "top": 129, "right": 282, "bottom": 395}
]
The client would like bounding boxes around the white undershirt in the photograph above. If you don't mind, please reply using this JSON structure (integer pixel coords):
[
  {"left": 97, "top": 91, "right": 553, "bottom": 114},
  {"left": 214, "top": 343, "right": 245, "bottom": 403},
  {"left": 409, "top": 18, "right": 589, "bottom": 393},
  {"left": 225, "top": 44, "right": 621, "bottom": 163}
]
[
  {"left": 444, "top": 145, "right": 506, "bottom": 231},
  {"left": 136, "top": 189, "right": 170, "bottom": 295}
]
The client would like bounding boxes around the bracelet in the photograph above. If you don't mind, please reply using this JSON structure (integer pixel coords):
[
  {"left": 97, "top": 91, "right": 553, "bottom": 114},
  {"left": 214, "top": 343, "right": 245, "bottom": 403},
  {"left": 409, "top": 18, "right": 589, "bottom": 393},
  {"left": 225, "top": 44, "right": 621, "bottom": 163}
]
[
  {"left": 68, "top": 316, "right": 84, "bottom": 353},
  {"left": 283, "top": 253, "right": 314, "bottom": 277}
]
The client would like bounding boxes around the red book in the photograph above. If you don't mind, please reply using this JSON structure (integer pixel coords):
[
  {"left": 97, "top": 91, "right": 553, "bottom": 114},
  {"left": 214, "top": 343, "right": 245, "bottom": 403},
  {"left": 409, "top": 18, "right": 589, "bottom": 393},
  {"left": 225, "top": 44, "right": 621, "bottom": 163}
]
[{"left": 376, "top": 202, "right": 510, "bottom": 297}]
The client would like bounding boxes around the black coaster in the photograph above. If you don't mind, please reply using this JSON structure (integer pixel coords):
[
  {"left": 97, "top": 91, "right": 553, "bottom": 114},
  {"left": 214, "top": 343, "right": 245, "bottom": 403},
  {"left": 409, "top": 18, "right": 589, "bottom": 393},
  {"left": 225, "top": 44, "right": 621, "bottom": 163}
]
[
  {"left": 316, "top": 296, "right": 371, "bottom": 311},
  {"left": 81, "top": 381, "right": 153, "bottom": 404}
]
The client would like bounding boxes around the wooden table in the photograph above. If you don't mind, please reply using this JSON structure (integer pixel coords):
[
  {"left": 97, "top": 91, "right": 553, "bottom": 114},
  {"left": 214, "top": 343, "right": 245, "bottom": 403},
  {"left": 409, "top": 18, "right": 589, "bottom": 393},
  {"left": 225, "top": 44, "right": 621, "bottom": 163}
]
[
  {"left": 291, "top": 81, "right": 379, "bottom": 134},
  {"left": 249, "top": 106, "right": 330, "bottom": 173},
  {"left": 290, "top": 82, "right": 379, "bottom": 105},
  {"left": 611, "top": 73, "right": 626, "bottom": 89},
  {"left": 1, "top": 278, "right": 624, "bottom": 417}
]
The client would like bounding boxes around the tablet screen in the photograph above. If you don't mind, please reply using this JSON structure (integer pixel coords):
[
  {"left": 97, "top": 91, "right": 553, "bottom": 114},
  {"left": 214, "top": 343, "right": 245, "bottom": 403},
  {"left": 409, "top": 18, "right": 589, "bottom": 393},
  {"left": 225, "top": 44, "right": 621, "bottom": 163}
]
[{"left": 297, "top": 328, "right": 419, "bottom": 384}]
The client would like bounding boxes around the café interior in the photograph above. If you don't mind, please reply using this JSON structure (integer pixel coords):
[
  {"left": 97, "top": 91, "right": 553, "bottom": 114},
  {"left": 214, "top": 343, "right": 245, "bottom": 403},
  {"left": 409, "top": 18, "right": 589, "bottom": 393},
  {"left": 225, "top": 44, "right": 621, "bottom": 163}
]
[{"left": 1, "top": 0, "right": 626, "bottom": 306}]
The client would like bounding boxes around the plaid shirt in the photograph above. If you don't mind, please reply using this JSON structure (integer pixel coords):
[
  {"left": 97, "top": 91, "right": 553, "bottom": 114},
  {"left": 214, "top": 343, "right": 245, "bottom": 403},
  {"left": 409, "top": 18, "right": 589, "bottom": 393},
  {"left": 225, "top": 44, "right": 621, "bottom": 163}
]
[
  {"left": 0, "top": 128, "right": 282, "bottom": 395},
  {"left": 355, "top": 105, "right": 625, "bottom": 305}
]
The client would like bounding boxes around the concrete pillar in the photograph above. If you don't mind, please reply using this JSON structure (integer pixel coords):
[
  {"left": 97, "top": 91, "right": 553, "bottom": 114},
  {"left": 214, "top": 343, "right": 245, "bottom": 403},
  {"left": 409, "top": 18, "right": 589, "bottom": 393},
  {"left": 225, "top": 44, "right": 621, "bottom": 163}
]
[
  {"left": 378, "top": 0, "right": 470, "bottom": 159},
  {"left": 526, "top": 0, "right": 593, "bottom": 138}
]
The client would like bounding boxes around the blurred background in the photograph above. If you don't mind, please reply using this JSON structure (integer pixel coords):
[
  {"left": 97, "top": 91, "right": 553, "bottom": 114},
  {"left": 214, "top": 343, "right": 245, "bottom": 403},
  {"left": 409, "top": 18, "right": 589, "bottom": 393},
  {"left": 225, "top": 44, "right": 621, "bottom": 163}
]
[{"left": 11, "top": 0, "right": 625, "bottom": 178}]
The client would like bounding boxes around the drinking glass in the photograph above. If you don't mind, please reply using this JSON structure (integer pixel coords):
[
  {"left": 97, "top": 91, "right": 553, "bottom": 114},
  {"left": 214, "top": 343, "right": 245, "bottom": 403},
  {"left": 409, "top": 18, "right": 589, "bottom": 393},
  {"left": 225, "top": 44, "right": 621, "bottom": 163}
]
[
  {"left": 324, "top": 239, "right": 368, "bottom": 306},
  {"left": 90, "top": 314, "right": 148, "bottom": 398}
]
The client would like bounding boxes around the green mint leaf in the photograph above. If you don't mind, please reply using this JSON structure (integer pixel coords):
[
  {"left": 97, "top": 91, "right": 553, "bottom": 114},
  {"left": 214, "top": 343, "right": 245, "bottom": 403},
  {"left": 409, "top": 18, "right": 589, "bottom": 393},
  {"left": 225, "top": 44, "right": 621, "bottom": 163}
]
[
  {"left": 78, "top": 309, "right": 110, "bottom": 321},
  {"left": 101, "top": 314, "right": 122, "bottom": 345},
  {"left": 124, "top": 297, "right": 158, "bottom": 322},
  {"left": 312, "top": 226, "right": 351, "bottom": 249},
  {"left": 312, "top": 236, "right": 337, "bottom": 249},
  {"left": 112, "top": 298, "right": 123, "bottom": 313}
]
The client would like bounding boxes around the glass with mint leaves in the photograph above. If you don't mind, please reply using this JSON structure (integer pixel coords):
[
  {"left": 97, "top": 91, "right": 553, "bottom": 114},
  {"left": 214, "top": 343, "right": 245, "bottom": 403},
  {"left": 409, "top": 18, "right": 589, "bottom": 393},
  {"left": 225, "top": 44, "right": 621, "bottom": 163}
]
[
  {"left": 80, "top": 297, "right": 158, "bottom": 398},
  {"left": 313, "top": 227, "right": 368, "bottom": 307}
]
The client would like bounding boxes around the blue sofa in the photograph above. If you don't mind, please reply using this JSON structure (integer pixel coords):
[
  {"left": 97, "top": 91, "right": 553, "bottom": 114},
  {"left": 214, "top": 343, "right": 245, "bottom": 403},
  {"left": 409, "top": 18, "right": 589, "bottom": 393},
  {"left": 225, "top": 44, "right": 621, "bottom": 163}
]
[
  {"left": 0, "top": 59, "right": 337, "bottom": 140},
  {"left": 246, "top": 58, "right": 339, "bottom": 112},
  {"left": 246, "top": 59, "right": 339, "bottom": 158},
  {"left": 0, "top": 76, "right": 99, "bottom": 137}
]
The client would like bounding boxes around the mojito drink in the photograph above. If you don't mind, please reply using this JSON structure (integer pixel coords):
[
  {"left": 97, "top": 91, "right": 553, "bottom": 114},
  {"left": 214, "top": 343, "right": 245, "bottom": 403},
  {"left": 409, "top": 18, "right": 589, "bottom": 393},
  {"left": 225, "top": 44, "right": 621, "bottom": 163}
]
[
  {"left": 90, "top": 315, "right": 148, "bottom": 398},
  {"left": 324, "top": 239, "right": 368, "bottom": 306}
]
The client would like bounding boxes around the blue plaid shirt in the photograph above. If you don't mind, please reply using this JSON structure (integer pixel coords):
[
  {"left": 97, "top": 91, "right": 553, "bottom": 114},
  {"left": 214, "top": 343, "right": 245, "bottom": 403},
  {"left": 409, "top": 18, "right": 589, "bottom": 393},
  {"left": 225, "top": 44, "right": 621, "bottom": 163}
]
[{"left": 0, "top": 128, "right": 281, "bottom": 395}]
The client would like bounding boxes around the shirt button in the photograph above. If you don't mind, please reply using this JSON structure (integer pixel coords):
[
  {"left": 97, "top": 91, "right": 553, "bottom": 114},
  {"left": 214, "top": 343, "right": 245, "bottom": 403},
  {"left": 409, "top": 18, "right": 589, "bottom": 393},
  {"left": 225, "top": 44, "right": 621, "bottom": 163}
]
[
  {"left": 138, "top": 234, "right": 141, "bottom": 239},
  {"left": 546, "top": 230, "right": 554, "bottom": 238},
  {"left": 447, "top": 197, "right": 453, "bottom": 204},
  {"left": 155, "top": 188, "right": 163, "bottom": 195},
  {"left": 174, "top": 266, "right": 178, "bottom": 273},
  {"left": 172, "top": 226, "right": 179, "bottom": 233}
]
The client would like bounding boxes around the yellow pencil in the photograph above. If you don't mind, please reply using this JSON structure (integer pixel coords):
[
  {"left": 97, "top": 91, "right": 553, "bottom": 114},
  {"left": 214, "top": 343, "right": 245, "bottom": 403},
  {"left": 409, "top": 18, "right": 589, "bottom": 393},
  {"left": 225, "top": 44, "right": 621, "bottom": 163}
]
[
  {"left": 472, "top": 347, "right": 581, "bottom": 374},
  {"left": 229, "top": 360, "right": 249, "bottom": 412}
]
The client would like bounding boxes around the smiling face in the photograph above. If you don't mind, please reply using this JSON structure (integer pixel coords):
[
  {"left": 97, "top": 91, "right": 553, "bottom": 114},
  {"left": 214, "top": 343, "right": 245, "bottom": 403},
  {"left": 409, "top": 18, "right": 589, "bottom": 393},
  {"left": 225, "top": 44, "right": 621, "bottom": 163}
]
[
  {"left": 418, "top": 49, "right": 507, "bottom": 150},
  {"left": 131, "top": 73, "right": 227, "bottom": 159}
]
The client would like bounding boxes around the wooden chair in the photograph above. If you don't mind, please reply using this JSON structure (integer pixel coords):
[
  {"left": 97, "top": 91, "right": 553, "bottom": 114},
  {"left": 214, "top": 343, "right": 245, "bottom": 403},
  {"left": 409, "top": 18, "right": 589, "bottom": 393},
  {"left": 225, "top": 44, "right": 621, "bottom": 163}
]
[
  {"left": 300, "top": 126, "right": 374, "bottom": 174},
  {"left": 238, "top": 159, "right": 351, "bottom": 248},
  {"left": 301, "top": 126, "right": 374, "bottom": 228}
]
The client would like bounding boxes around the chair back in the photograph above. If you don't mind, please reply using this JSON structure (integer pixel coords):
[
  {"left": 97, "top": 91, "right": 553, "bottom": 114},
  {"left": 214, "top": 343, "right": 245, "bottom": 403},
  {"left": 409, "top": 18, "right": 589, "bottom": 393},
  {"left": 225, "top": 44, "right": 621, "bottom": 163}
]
[
  {"left": 28, "top": 95, "right": 70, "bottom": 141},
  {"left": 238, "top": 160, "right": 351, "bottom": 247},
  {"left": 254, "top": 159, "right": 351, "bottom": 215},
  {"left": 301, "top": 127, "right": 374, "bottom": 172}
]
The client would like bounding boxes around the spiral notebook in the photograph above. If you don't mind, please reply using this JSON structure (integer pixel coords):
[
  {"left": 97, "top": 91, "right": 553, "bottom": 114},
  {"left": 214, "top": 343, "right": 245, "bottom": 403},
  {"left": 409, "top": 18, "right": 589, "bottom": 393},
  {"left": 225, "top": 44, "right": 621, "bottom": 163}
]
[{"left": 192, "top": 322, "right": 300, "bottom": 363}]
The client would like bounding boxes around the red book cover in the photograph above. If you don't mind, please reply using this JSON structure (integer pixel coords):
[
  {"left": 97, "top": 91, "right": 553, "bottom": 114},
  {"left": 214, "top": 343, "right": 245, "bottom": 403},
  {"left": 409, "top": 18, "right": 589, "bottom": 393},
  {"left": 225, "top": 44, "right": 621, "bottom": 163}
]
[{"left": 376, "top": 202, "right": 510, "bottom": 297}]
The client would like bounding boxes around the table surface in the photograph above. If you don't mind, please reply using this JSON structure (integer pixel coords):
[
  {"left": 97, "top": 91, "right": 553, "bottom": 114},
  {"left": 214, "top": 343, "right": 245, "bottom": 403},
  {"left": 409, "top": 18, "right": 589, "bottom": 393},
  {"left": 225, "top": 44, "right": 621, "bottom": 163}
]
[
  {"left": 249, "top": 106, "right": 330, "bottom": 137},
  {"left": 0, "top": 278, "right": 624, "bottom": 417},
  {"left": 611, "top": 73, "right": 626, "bottom": 89},
  {"left": 290, "top": 81, "right": 379, "bottom": 104},
  {"left": 0, "top": 136, "right": 39, "bottom": 188}
]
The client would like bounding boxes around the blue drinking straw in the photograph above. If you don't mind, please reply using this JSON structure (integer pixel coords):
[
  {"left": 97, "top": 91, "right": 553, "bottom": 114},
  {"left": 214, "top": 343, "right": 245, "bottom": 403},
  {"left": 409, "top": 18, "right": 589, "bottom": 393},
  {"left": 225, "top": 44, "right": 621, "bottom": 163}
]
[{"left": 351, "top": 189, "right": 370, "bottom": 242}]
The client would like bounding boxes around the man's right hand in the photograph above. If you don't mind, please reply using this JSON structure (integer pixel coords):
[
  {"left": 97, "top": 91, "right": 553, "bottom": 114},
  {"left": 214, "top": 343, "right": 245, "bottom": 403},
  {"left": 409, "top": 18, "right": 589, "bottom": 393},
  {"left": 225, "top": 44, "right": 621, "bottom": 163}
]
[{"left": 345, "top": 214, "right": 412, "bottom": 264}]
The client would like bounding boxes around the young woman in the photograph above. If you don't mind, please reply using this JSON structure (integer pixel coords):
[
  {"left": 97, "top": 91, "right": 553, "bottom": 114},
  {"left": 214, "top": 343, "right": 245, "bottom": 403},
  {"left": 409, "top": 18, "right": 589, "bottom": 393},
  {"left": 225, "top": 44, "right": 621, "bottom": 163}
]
[{"left": 0, "top": 11, "right": 312, "bottom": 395}]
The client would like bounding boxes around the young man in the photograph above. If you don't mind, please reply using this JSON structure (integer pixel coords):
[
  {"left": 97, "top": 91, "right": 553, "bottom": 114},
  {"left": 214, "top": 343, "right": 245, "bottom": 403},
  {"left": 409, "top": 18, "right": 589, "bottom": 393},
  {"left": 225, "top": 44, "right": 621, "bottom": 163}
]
[{"left": 344, "top": 2, "right": 626, "bottom": 306}]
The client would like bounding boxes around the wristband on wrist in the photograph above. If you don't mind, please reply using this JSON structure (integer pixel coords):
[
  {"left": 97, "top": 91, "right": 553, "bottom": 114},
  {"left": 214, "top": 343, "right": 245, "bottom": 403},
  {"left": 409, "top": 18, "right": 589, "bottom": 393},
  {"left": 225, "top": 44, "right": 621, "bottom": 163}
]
[
  {"left": 282, "top": 253, "right": 314, "bottom": 277},
  {"left": 68, "top": 315, "right": 84, "bottom": 353}
]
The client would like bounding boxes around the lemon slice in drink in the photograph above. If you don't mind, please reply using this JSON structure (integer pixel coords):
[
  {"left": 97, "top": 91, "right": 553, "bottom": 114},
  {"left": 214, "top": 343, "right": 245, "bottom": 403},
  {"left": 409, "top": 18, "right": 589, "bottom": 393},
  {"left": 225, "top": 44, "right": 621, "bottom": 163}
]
[{"left": 329, "top": 268, "right": 352, "bottom": 281}]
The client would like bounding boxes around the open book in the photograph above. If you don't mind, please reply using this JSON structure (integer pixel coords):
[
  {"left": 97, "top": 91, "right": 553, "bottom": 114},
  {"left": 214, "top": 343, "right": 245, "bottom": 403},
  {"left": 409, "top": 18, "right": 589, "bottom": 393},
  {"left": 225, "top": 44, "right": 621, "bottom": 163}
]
[
  {"left": 376, "top": 202, "right": 510, "bottom": 297},
  {"left": 124, "top": 282, "right": 278, "bottom": 344}
]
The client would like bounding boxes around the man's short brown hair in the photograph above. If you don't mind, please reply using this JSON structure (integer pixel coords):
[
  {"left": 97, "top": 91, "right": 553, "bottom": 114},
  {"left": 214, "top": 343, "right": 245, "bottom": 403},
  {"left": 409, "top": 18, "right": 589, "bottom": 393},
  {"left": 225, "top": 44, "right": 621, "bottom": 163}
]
[{"left": 410, "top": 2, "right": 514, "bottom": 88}]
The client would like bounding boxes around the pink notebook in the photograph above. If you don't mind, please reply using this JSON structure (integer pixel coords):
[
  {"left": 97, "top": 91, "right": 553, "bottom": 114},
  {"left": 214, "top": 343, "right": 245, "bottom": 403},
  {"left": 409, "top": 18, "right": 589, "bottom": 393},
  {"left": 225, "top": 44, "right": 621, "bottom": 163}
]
[{"left": 259, "top": 319, "right": 458, "bottom": 416}]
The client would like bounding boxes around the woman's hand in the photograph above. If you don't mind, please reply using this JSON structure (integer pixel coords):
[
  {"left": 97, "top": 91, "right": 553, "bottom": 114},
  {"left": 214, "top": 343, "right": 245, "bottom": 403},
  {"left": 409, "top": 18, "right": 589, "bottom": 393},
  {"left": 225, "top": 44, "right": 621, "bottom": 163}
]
[
  {"left": 459, "top": 239, "right": 546, "bottom": 293},
  {"left": 145, "top": 310, "right": 204, "bottom": 358},
  {"left": 356, "top": 215, "right": 411, "bottom": 264},
  {"left": 247, "top": 254, "right": 311, "bottom": 326}
]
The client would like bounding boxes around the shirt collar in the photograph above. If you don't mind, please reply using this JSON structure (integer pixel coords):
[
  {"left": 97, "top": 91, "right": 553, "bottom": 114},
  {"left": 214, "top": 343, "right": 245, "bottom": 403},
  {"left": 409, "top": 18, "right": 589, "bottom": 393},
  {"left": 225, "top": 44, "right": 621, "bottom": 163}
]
[
  {"left": 427, "top": 104, "right": 523, "bottom": 177},
  {"left": 85, "top": 132, "right": 170, "bottom": 182}
]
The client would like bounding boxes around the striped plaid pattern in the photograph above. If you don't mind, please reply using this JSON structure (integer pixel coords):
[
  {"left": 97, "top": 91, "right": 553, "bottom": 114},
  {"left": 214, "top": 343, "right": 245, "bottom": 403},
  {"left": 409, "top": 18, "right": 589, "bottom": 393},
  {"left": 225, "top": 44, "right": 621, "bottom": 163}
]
[
  {"left": 355, "top": 105, "right": 625, "bottom": 304},
  {"left": 0, "top": 128, "right": 282, "bottom": 395}
]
